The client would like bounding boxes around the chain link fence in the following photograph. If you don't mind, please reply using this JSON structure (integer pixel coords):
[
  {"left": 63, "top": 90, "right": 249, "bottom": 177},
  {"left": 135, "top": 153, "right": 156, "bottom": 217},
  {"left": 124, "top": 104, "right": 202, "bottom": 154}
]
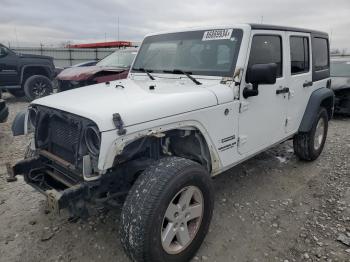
[{"left": 12, "top": 47, "right": 119, "bottom": 68}]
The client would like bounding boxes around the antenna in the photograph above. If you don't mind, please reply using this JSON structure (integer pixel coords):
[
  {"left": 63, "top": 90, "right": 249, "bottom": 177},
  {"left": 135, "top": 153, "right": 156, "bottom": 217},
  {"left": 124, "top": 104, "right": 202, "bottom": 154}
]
[
  {"left": 330, "top": 29, "right": 333, "bottom": 45},
  {"left": 260, "top": 16, "right": 264, "bottom": 24},
  {"left": 117, "top": 16, "right": 120, "bottom": 44},
  {"left": 14, "top": 27, "right": 19, "bottom": 47}
]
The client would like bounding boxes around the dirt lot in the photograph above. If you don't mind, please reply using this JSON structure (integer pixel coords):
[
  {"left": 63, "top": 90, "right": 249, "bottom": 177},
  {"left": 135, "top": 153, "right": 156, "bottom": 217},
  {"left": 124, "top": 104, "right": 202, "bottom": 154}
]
[{"left": 0, "top": 93, "right": 349, "bottom": 262}]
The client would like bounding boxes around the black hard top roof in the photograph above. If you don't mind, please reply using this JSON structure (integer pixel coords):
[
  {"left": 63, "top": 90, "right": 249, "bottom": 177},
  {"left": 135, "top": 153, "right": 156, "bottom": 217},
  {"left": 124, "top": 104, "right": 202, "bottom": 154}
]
[{"left": 250, "top": 24, "right": 328, "bottom": 37}]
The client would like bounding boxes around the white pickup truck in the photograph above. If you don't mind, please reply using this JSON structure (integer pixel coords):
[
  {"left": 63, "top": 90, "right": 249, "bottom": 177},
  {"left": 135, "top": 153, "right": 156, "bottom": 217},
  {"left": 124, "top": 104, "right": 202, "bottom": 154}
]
[{"left": 11, "top": 24, "right": 334, "bottom": 262}]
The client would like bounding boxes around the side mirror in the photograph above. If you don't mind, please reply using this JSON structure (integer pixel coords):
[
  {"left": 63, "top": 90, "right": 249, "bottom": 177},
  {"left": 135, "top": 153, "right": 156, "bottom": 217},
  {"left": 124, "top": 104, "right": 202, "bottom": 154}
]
[{"left": 243, "top": 63, "right": 278, "bottom": 98}]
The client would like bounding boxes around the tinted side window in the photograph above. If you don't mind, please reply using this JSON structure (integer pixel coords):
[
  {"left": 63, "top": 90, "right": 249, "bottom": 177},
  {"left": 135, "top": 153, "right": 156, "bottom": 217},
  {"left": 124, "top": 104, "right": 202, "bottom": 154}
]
[
  {"left": 0, "top": 47, "right": 8, "bottom": 57},
  {"left": 290, "top": 36, "right": 309, "bottom": 74},
  {"left": 313, "top": 38, "right": 329, "bottom": 71},
  {"left": 248, "top": 35, "right": 283, "bottom": 77}
]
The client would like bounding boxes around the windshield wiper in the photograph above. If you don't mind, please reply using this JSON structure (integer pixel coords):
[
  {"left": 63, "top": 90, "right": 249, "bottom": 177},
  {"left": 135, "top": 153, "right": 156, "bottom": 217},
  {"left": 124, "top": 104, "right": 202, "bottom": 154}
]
[
  {"left": 133, "top": 67, "right": 155, "bottom": 80},
  {"left": 163, "top": 69, "right": 202, "bottom": 85}
]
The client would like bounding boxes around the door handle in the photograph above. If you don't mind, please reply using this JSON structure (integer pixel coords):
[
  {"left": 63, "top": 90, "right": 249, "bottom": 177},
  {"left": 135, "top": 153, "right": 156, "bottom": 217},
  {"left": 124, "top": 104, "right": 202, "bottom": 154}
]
[
  {"left": 276, "top": 87, "right": 289, "bottom": 95},
  {"left": 303, "top": 81, "right": 313, "bottom": 88}
]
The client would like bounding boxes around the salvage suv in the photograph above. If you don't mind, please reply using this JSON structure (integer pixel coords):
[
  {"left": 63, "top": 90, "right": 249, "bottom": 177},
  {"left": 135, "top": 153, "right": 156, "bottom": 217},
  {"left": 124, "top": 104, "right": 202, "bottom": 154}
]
[
  {"left": 331, "top": 57, "right": 350, "bottom": 115},
  {"left": 0, "top": 44, "right": 55, "bottom": 100},
  {"left": 10, "top": 24, "right": 333, "bottom": 262}
]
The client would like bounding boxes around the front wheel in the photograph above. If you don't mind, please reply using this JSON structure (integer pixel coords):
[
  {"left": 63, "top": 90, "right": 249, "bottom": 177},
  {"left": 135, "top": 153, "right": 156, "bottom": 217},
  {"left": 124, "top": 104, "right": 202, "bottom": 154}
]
[
  {"left": 293, "top": 107, "right": 329, "bottom": 161},
  {"left": 24, "top": 75, "right": 53, "bottom": 101},
  {"left": 120, "top": 157, "right": 214, "bottom": 262}
]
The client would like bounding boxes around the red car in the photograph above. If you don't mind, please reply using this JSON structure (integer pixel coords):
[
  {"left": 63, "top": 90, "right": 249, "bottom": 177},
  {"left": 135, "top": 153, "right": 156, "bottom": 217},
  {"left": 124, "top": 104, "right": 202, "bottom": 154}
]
[{"left": 57, "top": 48, "right": 138, "bottom": 92}]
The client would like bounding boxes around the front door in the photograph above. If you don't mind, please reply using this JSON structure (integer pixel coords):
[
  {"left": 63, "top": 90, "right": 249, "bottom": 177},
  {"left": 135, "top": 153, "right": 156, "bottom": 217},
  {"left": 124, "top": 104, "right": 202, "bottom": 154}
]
[
  {"left": 238, "top": 31, "right": 288, "bottom": 155},
  {"left": 0, "top": 45, "right": 19, "bottom": 86}
]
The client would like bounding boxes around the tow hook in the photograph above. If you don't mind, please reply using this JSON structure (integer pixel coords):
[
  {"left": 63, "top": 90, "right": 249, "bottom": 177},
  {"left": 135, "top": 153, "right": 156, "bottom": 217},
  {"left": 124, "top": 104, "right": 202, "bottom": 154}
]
[
  {"left": 46, "top": 190, "right": 62, "bottom": 215},
  {"left": 6, "top": 162, "right": 17, "bottom": 182}
]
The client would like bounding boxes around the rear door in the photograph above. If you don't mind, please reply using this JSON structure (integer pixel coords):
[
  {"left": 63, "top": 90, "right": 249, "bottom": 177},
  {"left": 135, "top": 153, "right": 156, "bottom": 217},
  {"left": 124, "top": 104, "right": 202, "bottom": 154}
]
[
  {"left": 285, "top": 33, "right": 313, "bottom": 134},
  {"left": 238, "top": 31, "right": 289, "bottom": 155}
]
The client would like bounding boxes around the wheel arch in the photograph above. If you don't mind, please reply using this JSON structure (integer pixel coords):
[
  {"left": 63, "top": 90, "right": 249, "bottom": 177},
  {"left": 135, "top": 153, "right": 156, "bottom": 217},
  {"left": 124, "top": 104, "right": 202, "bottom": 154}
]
[
  {"left": 20, "top": 65, "right": 53, "bottom": 84},
  {"left": 101, "top": 122, "right": 221, "bottom": 176},
  {"left": 298, "top": 87, "right": 335, "bottom": 133}
]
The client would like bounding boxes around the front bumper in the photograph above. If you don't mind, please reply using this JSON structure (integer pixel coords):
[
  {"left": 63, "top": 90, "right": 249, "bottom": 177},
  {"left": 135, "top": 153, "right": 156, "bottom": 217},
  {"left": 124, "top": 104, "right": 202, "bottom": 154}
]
[
  {"left": 8, "top": 150, "right": 130, "bottom": 218},
  {"left": 9, "top": 152, "right": 94, "bottom": 217}
]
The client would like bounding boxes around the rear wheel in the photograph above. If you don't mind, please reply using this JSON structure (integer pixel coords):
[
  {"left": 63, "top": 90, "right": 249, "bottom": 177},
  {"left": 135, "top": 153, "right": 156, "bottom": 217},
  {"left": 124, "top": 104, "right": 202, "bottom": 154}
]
[
  {"left": 24, "top": 75, "right": 53, "bottom": 101},
  {"left": 293, "top": 107, "right": 328, "bottom": 161},
  {"left": 120, "top": 157, "right": 214, "bottom": 262}
]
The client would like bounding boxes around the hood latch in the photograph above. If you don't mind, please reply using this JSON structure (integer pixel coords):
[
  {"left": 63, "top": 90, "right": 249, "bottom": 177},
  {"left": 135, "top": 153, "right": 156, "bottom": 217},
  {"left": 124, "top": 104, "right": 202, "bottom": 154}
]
[{"left": 113, "top": 113, "right": 127, "bottom": 136}]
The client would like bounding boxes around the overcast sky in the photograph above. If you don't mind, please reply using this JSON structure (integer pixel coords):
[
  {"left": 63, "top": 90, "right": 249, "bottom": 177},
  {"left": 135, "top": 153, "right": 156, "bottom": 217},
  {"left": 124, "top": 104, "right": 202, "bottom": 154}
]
[{"left": 0, "top": 0, "right": 349, "bottom": 50}]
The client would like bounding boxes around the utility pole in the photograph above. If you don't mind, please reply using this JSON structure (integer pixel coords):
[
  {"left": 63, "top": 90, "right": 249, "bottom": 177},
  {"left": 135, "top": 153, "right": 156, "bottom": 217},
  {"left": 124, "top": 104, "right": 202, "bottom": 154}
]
[
  {"left": 14, "top": 27, "right": 19, "bottom": 47},
  {"left": 117, "top": 16, "right": 120, "bottom": 48}
]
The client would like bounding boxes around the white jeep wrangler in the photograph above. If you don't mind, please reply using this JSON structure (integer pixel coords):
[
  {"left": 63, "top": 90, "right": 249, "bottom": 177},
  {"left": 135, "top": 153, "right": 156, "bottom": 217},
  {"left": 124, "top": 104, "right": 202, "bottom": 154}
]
[{"left": 11, "top": 24, "right": 334, "bottom": 262}]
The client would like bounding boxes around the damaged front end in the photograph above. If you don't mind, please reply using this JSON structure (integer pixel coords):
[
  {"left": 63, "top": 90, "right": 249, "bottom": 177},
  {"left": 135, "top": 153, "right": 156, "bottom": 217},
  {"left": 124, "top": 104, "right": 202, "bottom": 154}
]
[
  {"left": 9, "top": 151, "right": 131, "bottom": 218},
  {"left": 9, "top": 106, "right": 131, "bottom": 218}
]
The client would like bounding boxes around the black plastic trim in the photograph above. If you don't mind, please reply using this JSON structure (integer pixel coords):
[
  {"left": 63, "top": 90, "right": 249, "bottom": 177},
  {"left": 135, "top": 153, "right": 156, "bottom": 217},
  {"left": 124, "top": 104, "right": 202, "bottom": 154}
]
[
  {"left": 250, "top": 24, "right": 328, "bottom": 37},
  {"left": 11, "top": 110, "right": 26, "bottom": 135},
  {"left": 298, "top": 87, "right": 334, "bottom": 132}
]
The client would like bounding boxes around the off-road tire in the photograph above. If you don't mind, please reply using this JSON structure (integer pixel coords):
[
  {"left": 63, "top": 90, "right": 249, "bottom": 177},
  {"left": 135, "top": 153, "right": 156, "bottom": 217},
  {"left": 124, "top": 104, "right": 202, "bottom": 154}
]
[
  {"left": 24, "top": 75, "right": 53, "bottom": 101},
  {"left": 293, "top": 107, "right": 328, "bottom": 161},
  {"left": 0, "top": 99, "right": 9, "bottom": 123},
  {"left": 120, "top": 157, "right": 214, "bottom": 262},
  {"left": 7, "top": 88, "right": 25, "bottom": 98}
]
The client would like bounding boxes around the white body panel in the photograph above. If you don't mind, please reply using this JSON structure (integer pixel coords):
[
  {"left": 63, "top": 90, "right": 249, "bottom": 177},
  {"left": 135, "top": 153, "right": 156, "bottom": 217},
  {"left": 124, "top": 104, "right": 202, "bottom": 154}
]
[
  {"left": 34, "top": 79, "right": 219, "bottom": 131},
  {"left": 285, "top": 32, "right": 314, "bottom": 134},
  {"left": 29, "top": 24, "right": 330, "bottom": 178},
  {"left": 238, "top": 30, "right": 289, "bottom": 155}
]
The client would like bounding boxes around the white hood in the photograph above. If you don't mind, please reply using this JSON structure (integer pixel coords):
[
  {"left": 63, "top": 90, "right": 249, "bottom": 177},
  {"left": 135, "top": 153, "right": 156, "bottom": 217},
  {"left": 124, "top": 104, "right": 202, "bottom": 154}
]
[{"left": 33, "top": 78, "right": 233, "bottom": 131}]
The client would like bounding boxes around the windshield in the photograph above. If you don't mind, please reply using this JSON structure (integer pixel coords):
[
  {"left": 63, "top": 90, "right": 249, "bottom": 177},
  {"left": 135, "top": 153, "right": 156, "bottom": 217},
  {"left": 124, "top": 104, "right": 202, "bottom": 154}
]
[
  {"left": 97, "top": 50, "right": 137, "bottom": 68},
  {"left": 331, "top": 61, "right": 350, "bottom": 77},
  {"left": 132, "top": 29, "right": 243, "bottom": 77}
]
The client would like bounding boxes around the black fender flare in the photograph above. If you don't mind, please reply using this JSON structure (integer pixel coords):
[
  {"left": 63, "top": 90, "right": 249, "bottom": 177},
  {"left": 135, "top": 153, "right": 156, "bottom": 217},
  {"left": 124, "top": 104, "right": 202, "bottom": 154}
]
[
  {"left": 298, "top": 87, "right": 335, "bottom": 133},
  {"left": 12, "top": 110, "right": 26, "bottom": 136},
  {"left": 20, "top": 65, "right": 53, "bottom": 84}
]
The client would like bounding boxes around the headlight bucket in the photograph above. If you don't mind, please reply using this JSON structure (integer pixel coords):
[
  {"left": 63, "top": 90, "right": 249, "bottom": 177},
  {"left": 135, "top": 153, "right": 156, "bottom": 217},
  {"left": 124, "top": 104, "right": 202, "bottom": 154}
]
[{"left": 85, "top": 126, "right": 101, "bottom": 156}]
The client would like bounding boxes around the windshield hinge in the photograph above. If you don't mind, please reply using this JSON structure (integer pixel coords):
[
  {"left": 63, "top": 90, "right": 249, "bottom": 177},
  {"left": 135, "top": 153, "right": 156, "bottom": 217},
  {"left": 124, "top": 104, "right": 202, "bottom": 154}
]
[
  {"left": 113, "top": 113, "right": 127, "bottom": 136},
  {"left": 238, "top": 135, "right": 248, "bottom": 147}
]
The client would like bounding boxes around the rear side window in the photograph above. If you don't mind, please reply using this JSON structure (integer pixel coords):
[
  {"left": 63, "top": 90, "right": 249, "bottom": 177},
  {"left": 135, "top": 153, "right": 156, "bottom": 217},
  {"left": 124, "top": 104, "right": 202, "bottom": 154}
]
[
  {"left": 313, "top": 38, "right": 329, "bottom": 71},
  {"left": 248, "top": 35, "right": 283, "bottom": 77},
  {"left": 290, "top": 36, "right": 309, "bottom": 74}
]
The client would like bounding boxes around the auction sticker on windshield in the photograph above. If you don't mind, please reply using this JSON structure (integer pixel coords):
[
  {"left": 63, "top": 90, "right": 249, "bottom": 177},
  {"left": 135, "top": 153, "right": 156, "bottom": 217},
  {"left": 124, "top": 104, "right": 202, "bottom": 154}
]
[{"left": 202, "top": 29, "right": 233, "bottom": 41}]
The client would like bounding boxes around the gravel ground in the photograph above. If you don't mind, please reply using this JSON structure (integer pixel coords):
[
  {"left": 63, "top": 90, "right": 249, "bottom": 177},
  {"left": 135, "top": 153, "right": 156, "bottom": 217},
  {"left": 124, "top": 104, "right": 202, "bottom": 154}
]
[{"left": 0, "top": 93, "right": 349, "bottom": 262}]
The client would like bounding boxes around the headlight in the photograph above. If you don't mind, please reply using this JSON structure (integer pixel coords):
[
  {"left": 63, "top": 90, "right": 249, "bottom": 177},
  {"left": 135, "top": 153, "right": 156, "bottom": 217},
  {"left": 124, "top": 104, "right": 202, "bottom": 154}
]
[
  {"left": 28, "top": 108, "right": 38, "bottom": 128},
  {"left": 85, "top": 126, "right": 101, "bottom": 156}
]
